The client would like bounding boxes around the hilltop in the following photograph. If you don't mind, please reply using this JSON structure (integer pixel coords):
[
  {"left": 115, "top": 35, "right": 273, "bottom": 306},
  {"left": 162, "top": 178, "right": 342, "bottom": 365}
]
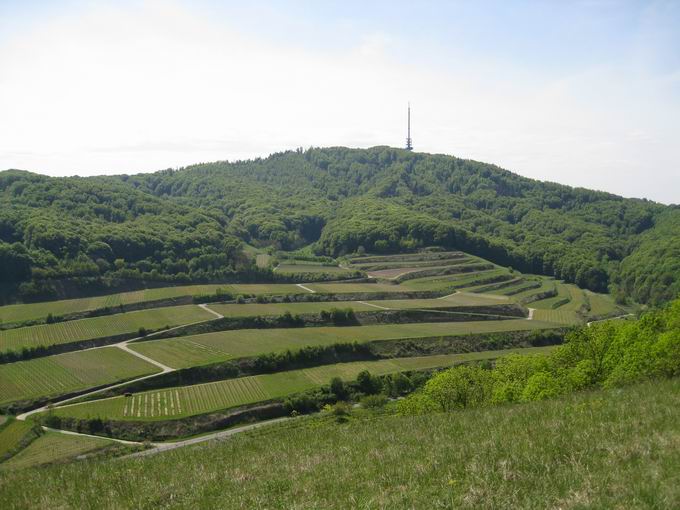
[{"left": 1, "top": 147, "right": 679, "bottom": 304}]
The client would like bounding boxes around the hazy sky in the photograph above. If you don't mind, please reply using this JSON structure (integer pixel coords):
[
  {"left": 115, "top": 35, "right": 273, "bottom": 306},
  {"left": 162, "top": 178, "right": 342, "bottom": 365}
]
[{"left": 1, "top": 1, "right": 679, "bottom": 203}]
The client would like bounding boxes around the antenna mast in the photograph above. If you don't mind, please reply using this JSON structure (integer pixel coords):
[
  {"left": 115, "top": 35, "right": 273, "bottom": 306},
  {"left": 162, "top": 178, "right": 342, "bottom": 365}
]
[{"left": 406, "top": 102, "right": 413, "bottom": 151}]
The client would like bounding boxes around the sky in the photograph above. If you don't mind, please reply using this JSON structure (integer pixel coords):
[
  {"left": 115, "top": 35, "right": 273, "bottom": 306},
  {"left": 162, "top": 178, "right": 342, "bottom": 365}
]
[{"left": 0, "top": 1, "right": 678, "bottom": 203}]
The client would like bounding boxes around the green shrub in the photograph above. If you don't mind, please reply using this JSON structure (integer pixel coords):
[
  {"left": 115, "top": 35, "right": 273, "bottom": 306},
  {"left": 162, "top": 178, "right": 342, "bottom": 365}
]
[{"left": 361, "top": 394, "right": 388, "bottom": 409}]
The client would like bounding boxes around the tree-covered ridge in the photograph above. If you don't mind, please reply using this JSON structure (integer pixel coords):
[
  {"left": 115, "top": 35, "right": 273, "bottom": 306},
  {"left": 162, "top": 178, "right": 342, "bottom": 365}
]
[
  {"left": 0, "top": 170, "right": 249, "bottom": 294},
  {"left": 0, "top": 146, "right": 677, "bottom": 304}
]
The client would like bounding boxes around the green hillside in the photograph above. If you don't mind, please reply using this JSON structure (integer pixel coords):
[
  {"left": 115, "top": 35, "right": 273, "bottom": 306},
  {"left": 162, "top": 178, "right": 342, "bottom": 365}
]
[{"left": 2, "top": 147, "right": 678, "bottom": 305}]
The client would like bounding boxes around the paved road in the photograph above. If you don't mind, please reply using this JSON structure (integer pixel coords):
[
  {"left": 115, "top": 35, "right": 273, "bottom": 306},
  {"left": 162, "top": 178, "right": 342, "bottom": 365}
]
[{"left": 121, "top": 417, "right": 293, "bottom": 459}]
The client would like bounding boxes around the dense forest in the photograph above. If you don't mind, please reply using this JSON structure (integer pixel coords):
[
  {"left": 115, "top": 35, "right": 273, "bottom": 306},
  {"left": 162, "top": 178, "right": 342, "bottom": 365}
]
[{"left": 1, "top": 146, "right": 678, "bottom": 304}]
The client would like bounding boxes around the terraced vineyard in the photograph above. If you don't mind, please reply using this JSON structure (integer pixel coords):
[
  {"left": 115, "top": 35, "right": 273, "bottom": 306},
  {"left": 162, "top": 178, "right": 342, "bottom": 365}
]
[
  {"left": 50, "top": 347, "right": 555, "bottom": 421},
  {"left": 0, "top": 348, "right": 161, "bottom": 405},
  {"left": 0, "top": 432, "right": 114, "bottom": 470},
  {"left": 0, "top": 248, "right": 633, "bottom": 468},
  {"left": 0, "top": 305, "right": 215, "bottom": 354},
  {"left": 129, "top": 318, "right": 556, "bottom": 369}
]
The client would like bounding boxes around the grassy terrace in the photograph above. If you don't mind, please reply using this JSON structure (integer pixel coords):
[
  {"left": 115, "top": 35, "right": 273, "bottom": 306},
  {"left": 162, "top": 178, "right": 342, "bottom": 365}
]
[
  {"left": 0, "top": 432, "right": 115, "bottom": 471},
  {"left": 0, "top": 420, "right": 35, "bottom": 459},
  {"left": 0, "top": 305, "right": 215, "bottom": 354},
  {"left": 206, "top": 294, "right": 509, "bottom": 317},
  {"left": 0, "top": 282, "right": 411, "bottom": 325},
  {"left": 275, "top": 263, "right": 352, "bottom": 274},
  {"left": 48, "top": 347, "right": 556, "bottom": 421},
  {"left": 0, "top": 348, "right": 161, "bottom": 405},
  {"left": 400, "top": 269, "right": 507, "bottom": 291},
  {"left": 129, "top": 319, "right": 557, "bottom": 370},
  {"left": 0, "top": 285, "right": 236, "bottom": 324}
]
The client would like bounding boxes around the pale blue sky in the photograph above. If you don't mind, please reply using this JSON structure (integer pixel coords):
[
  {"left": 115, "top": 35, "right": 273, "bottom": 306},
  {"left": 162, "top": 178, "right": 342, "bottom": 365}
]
[{"left": 0, "top": 1, "right": 678, "bottom": 203}]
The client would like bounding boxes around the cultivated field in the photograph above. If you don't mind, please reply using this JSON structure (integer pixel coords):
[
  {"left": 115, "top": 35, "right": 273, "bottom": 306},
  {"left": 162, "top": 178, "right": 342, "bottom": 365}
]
[
  {"left": 0, "top": 305, "right": 215, "bottom": 354},
  {"left": 0, "top": 348, "right": 161, "bottom": 405},
  {"left": 0, "top": 432, "right": 114, "bottom": 470},
  {"left": 49, "top": 347, "right": 555, "bottom": 421},
  {"left": 128, "top": 319, "right": 557, "bottom": 369}
]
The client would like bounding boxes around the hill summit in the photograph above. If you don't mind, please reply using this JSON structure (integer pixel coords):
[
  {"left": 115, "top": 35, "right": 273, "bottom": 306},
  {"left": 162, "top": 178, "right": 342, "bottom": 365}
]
[{"left": 1, "top": 147, "right": 678, "bottom": 304}]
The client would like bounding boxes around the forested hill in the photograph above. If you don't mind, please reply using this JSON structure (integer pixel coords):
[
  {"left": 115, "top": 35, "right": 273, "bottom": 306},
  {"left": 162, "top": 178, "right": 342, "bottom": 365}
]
[{"left": 1, "top": 146, "right": 679, "bottom": 304}]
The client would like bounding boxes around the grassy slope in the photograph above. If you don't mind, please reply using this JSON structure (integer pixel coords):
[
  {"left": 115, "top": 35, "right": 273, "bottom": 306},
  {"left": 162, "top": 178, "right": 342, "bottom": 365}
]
[
  {"left": 0, "top": 348, "right": 161, "bottom": 405},
  {"left": 129, "top": 319, "right": 556, "bottom": 369},
  {"left": 0, "top": 305, "right": 214, "bottom": 353},
  {"left": 48, "top": 348, "right": 554, "bottom": 422},
  {"left": 1, "top": 378, "right": 678, "bottom": 508}
]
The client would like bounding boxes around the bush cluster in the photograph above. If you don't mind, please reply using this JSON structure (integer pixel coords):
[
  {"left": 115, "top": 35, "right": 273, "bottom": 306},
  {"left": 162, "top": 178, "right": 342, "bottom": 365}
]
[{"left": 398, "top": 300, "right": 680, "bottom": 414}]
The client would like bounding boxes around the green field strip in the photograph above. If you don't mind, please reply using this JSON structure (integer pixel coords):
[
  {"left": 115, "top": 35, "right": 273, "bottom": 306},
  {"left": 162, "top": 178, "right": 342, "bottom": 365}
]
[
  {"left": 0, "top": 347, "right": 162, "bottom": 405},
  {"left": 49, "top": 346, "right": 555, "bottom": 422},
  {"left": 0, "top": 432, "right": 113, "bottom": 470},
  {"left": 398, "top": 269, "right": 504, "bottom": 292},
  {"left": 346, "top": 252, "right": 465, "bottom": 265},
  {"left": 129, "top": 319, "right": 557, "bottom": 370},
  {"left": 349, "top": 257, "right": 471, "bottom": 270},
  {"left": 0, "top": 420, "right": 35, "bottom": 460},
  {"left": 304, "top": 283, "right": 404, "bottom": 293},
  {"left": 0, "top": 305, "right": 215, "bottom": 354},
  {"left": 531, "top": 309, "right": 582, "bottom": 325},
  {"left": 208, "top": 301, "right": 377, "bottom": 317},
  {"left": 276, "top": 264, "right": 352, "bottom": 274},
  {"left": 0, "top": 285, "right": 242, "bottom": 324},
  {"left": 207, "top": 297, "right": 500, "bottom": 318}
]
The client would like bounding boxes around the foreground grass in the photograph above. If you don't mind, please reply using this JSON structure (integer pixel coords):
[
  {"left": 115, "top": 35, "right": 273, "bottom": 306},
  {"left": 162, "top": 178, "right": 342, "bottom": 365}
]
[{"left": 2, "top": 378, "right": 678, "bottom": 508}]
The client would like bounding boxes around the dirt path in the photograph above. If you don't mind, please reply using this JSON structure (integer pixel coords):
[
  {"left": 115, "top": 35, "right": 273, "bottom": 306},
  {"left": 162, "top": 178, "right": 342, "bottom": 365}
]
[
  {"left": 296, "top": 283, "right": 316, "bottom": 293},
  {"left": 356, "top": 301, "right": 391, "bottom": 310},
  {"left": 198, "top": 303, "right": 224, "bottom": 319}
]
